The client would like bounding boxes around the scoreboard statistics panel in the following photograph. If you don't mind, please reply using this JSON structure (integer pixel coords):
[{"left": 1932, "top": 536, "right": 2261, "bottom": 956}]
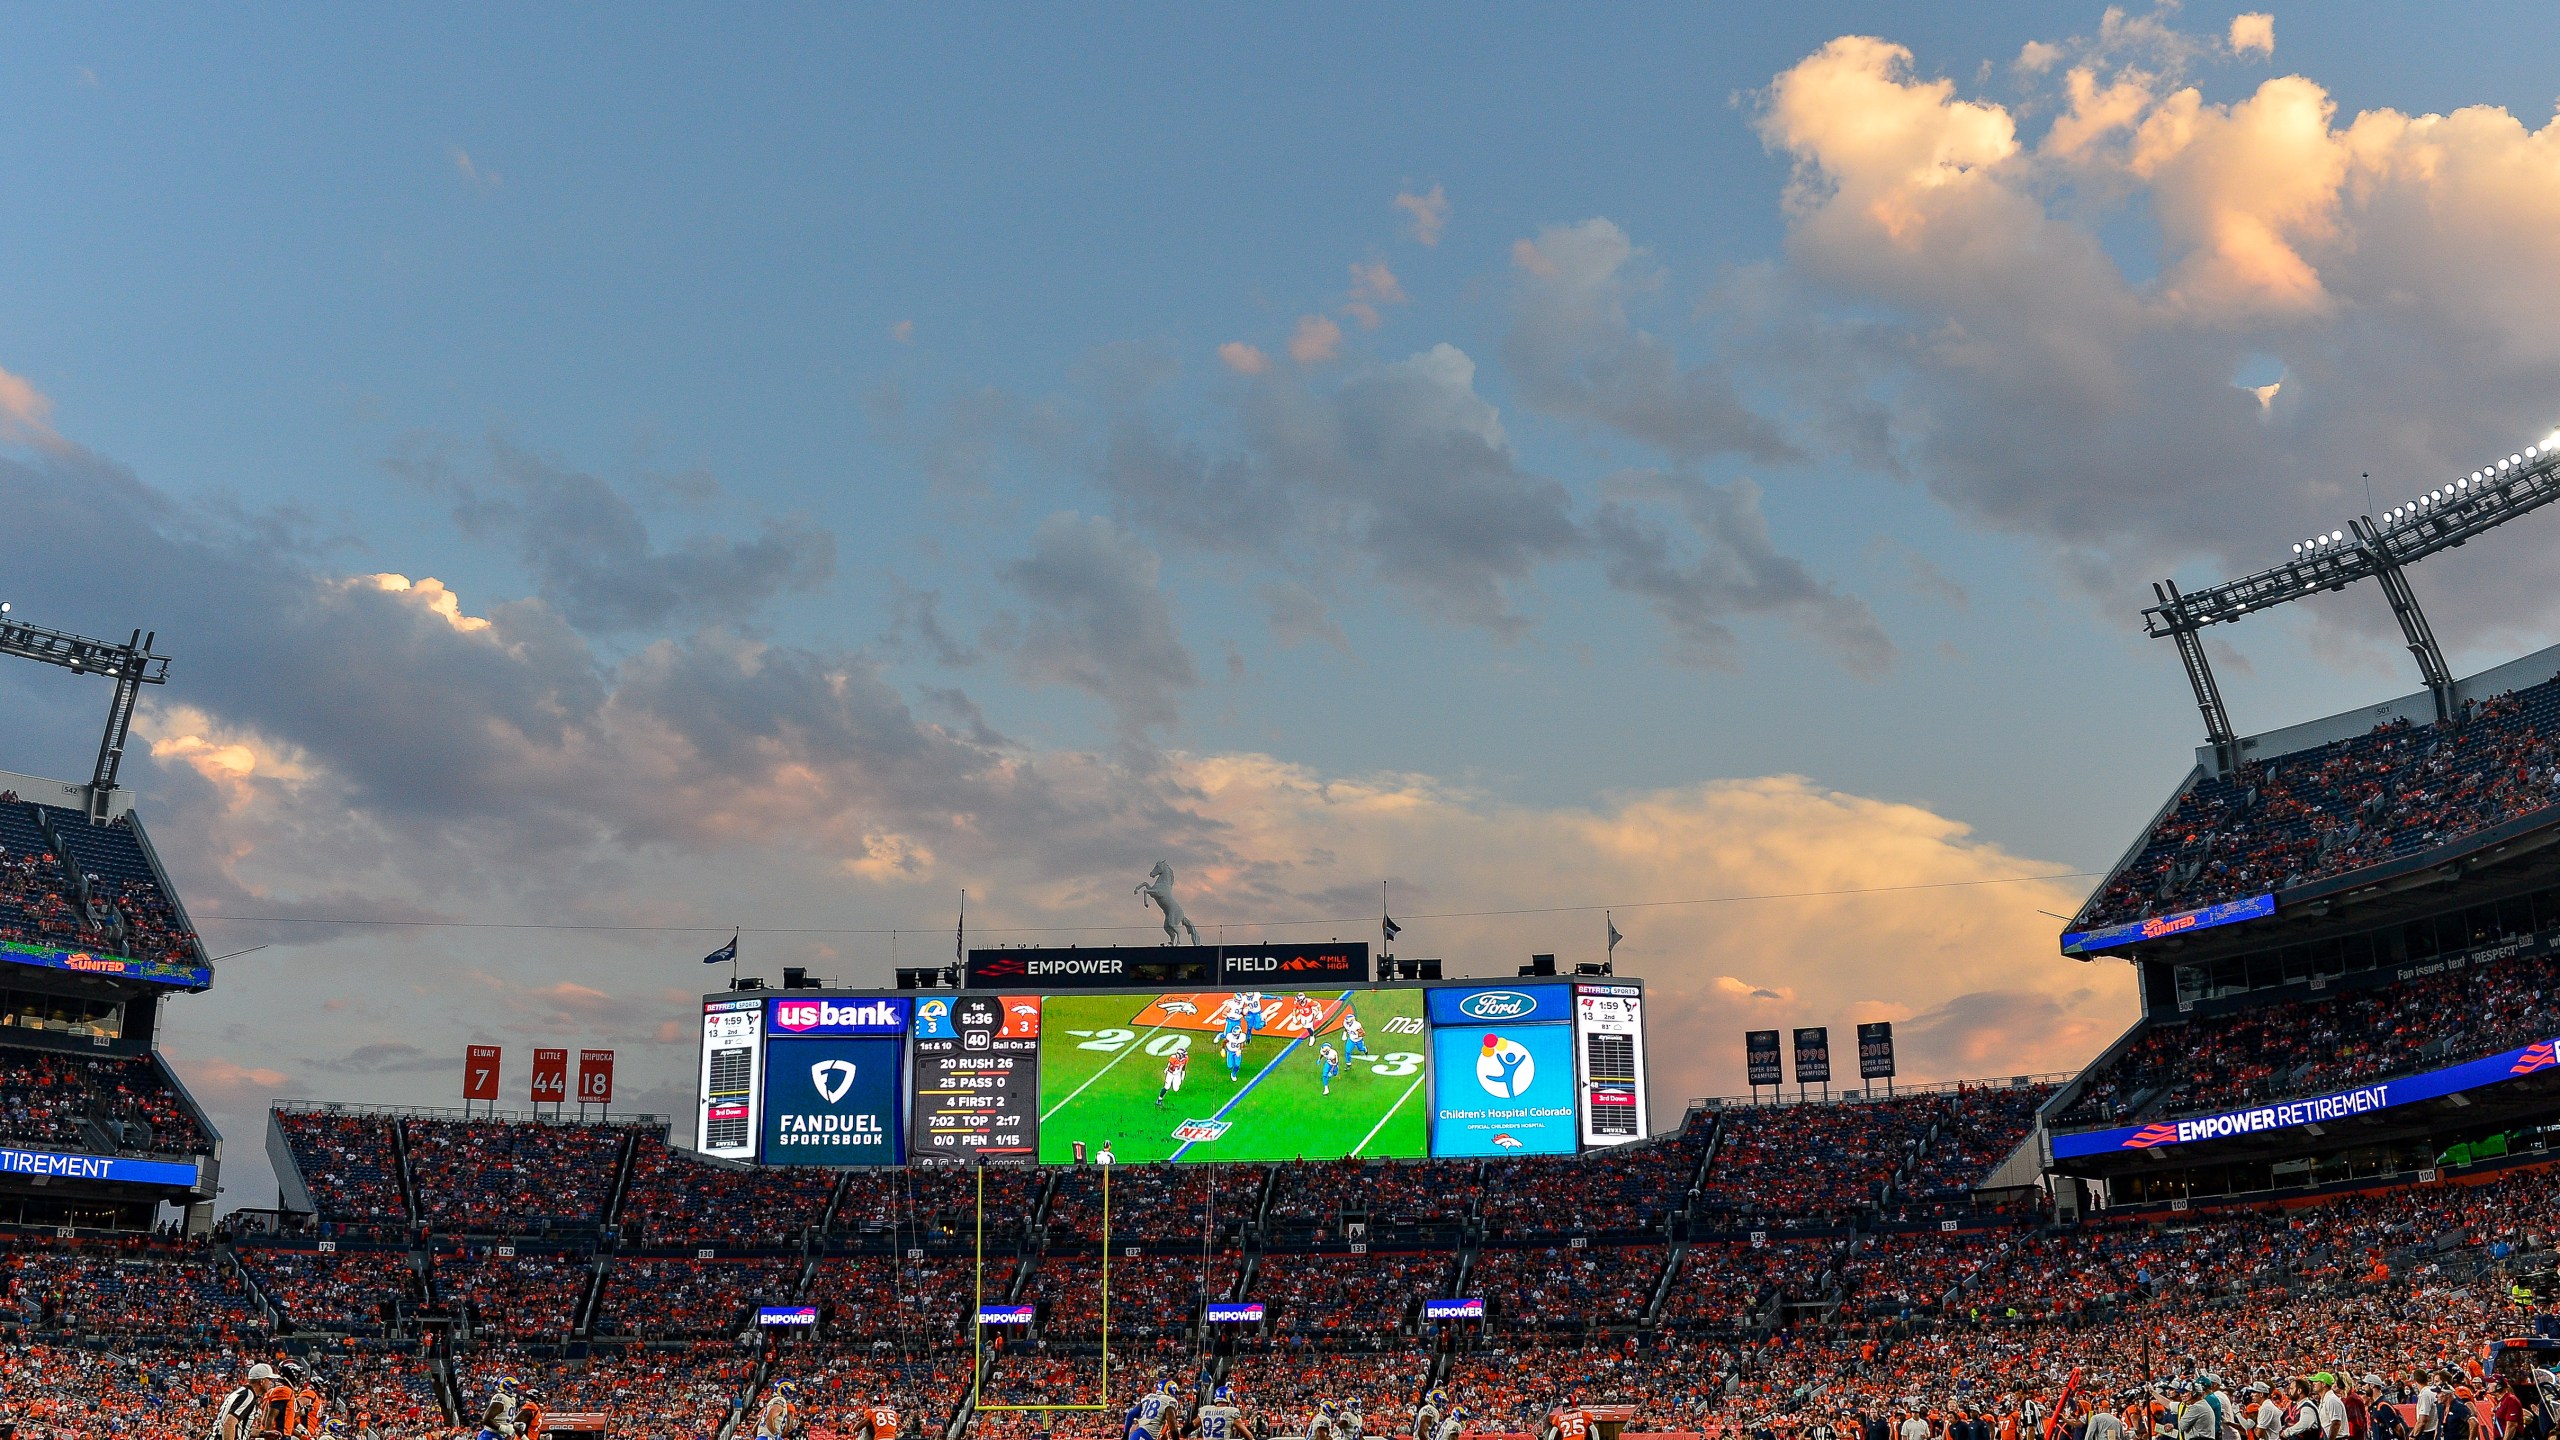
[
  {"left": 695, "top": 997, "right": 764, "bottom": 1161},
  {"left": 910, "top": 993, "right": 1041, "bottom": 1164},
  {"left": 1036, "top": 986, "right": 1428, "bottom": 1164}
]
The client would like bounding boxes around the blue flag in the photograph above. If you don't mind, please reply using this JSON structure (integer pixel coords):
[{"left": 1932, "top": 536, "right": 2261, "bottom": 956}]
[{"left": 702, "top": 935, "right": 738, "bottom": 966}]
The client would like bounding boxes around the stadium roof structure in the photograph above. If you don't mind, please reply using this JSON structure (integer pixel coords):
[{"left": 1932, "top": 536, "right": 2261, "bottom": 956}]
[
  {"left": 0, "top": 601, "right": 168, "bottom": 819},
  {"left": 2145, "top": 427, "right": 2560, "bottom": 770}
]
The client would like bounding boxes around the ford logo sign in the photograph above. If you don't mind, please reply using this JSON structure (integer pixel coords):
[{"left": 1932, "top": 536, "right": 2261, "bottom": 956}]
[{"left": 1458, "top": 990, "right": 1534, "bottom": 1020}]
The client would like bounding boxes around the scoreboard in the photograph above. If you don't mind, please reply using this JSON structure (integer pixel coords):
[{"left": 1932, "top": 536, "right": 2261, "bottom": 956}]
[
  {"left": 697, "top": 968, "right": 1647, "bottom": 1166},
  {"left": 910, "top": 993, "right": 1041, "bottom": 1164}
]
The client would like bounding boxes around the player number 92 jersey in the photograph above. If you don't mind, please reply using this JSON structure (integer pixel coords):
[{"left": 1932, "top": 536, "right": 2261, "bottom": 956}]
[{"left": 1199, "top": 1405, "right": 1245, "bottom": 1440}]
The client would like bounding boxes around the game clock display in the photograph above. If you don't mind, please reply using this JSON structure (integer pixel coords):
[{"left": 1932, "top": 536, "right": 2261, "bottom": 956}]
[{"left": 910, "top": 993, "right": 1042, "bottom": 1164}]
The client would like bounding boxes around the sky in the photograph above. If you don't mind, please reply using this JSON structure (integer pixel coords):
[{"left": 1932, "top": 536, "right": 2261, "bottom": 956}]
[{"left": 5, "top": 3, "right": 2560, "bottom": 1211}]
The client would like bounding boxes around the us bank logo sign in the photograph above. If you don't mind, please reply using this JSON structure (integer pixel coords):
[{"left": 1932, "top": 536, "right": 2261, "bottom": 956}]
[
  {"left": 768, "top": 995, "right": 911, "bottom": 1036},
  {"left": 761, "top": 1036, "right": 904, "bottom": 1166}
]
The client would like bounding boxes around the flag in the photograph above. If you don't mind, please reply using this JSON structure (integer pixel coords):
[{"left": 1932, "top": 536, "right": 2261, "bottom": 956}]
[
  {"left": 702, "top": 935, "right": 738, "bottom": 966},
  {"left": 1607, "top": 916, "right": 1623, "bottom": 952},
  {"left": 1381, "top": 914, "right": 1402, "bottom": 942}
]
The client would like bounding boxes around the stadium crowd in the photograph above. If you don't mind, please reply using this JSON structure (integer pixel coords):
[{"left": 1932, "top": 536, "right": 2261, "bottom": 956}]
[
  {"left": 2081, "top": 678, "right": 2560, "bottom": 929},
  {"left": 234, "top": 1244, "right": 419, "bottom": 1334},
  {"left": 430, "top": 1243, "right": 593, "bottom": 1340},
  {"left": 0, "top": 1048, "right": 210, "bottom": 1156},
  {"left": 593, "top": 1256, "right": 801, "bottom": 1340},
  {"left": 273, "top": 1109, "right": 411, "bottom": 1224},
  {"left": 2058, "top": 947, "right": 2560, "bottom": 1126},
  {"left": 0, "top": 800, "right": 200, "bottom": 966},
  {"left": 621, "top": 1135, "right": 838, "bottom": 1250},
  {"left": 406, "top": 1119, "right": 627, "bottom": 1233}
]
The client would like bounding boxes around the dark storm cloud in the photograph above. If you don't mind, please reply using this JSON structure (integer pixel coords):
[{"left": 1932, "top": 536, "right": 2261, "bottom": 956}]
[
  {"left": 996, "top": 512, "right": 1198, "bottom": 737},
  {"left": 396, "top": 437, "right": 835, "bottom": 635}
]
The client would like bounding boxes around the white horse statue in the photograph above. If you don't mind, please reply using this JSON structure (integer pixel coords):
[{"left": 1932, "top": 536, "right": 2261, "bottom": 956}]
[{"left": 1136, "top": 860, "right": 1201, "bottom": 945}]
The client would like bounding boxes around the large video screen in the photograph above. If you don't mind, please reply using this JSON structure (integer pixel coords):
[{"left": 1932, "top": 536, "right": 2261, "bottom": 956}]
[
  {"left": 1427, "top": 983, "right": 1577, "bottom": 1156},
  {"left": 1037, "top": 987, "right": 1428, "bottom": 1164},
  {"left": 762, "top": 1035, "right": 905, "bottom": 1165}
]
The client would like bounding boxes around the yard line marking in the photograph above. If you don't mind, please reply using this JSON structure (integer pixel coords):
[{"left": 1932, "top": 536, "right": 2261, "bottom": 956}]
[
  {"left": 1353, "top": 1074, "right": 1426, "bottom": 1157},
  {"left": 1041, "top": 1022, "right": 1168, "bottom": 1123}
]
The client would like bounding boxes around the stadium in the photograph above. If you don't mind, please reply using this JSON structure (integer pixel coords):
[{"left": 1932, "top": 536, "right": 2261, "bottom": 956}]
[{"left": 10, "top": 432, "right": 2560, "bottom": 1440}]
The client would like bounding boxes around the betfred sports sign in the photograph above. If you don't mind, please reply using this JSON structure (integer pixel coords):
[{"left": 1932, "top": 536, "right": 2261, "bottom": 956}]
[{"left": 767, "top": 995, "right": 912, "bottom": 1036}]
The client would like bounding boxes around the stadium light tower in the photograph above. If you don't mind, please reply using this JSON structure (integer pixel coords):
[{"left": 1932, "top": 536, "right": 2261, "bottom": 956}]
[
  {"left": 0, "top": 599, "right": 171, "bottom": 817},
  {"left": 2141, "top": 430, "right": 2560, "bottom": 762}
]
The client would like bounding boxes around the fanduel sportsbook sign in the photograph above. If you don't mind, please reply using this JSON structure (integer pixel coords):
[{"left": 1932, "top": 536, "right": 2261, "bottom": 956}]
[
  {"left": 2051, "top": 1034, "right": 2560, "bottom": 1159},
  {"left": 760, "top": 1036, "right": 906, "bottom": 1166}
]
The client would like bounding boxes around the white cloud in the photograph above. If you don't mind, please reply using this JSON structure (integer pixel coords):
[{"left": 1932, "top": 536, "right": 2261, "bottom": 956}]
[
  {"left": 1394, "top": 183, "right": 1450, "bottom": 245},
  {"left": 1287, "top": 314, "right": 1343, "bottom": 366},
  {"left": 2229, "top": 13, "right": 2275, "bottom": 58}
]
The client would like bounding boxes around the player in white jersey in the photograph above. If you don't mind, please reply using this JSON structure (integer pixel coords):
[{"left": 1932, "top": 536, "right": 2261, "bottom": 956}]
[
  {"left": 1196, "top": 1385, "right": 1252, "bottom": 1440},
  {"left": 1319, "top": 1043, "right": 1341, "bottom": 1095},
  {"left": 1308, "top": 1401, "right": 1344, "bottom": 1440},
  {"left": 757, "top": 1381, "right": 800, "bottom": 1440},
  {"left": 1222, "top": 1023, "right": 1248, "bottom": 1081},
  {"left": 1412, "top": 1391, "right": 1446, "bottom": 1440},
  {"left": 1340, "top": 1012, "right": 1371, "bottom": 1059},
  {"left": 1432, "top": 1408, "right": 1467, "bottom": 1440},
  {"left": 1339, "top": 1397, "right": 1366, "bottom": 1440},
  {"left": 1235, "top": 992, "right": 1266, "bottom": 1033},
  {"left": 1128, "top": 1379, "right": 1180, "bottom": 1440}
]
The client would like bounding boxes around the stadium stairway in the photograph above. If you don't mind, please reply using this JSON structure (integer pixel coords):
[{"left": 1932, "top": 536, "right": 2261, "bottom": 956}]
[
  {"left": 391, "top": 1119, "right": 422, "bottom": 1224},
  {"left": 600, "top": 1129, "right": 642, "bottom": 1234},
  {"left": 570, "top": 1251, "right": 608, "bottom": 1337}
]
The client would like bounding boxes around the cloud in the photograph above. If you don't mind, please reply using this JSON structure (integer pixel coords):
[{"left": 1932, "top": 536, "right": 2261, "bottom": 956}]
[
  {"left": 1504, "top": 218, "right": 1798, "bottom": 463},
  {"left": 1344, "top": 261, "right": 1408, "bottom": 330},
  {"left": 996, "top": 512, "right": 1198, "bottom": 737},
  {"left": 1217, "top": 342, "right": 1271, "bottom": 375},
  {"left": 1260, "top": 581, "right": 1348, "bottom": 651},
  {"left": 1715, "top": 975, "right": 1795, "bottom": 1002},
  {"left": 2228, "top": 13, "right": 2274, "bottom": 58},
  {"left": 449, "top": 145, "right": 499, "bottom": 189},
  {"left": 1591, "top": 471, "right": 1893, "bottom": 675},
  {"left": 1745, "top": 16, "right": 2560, "bottom": 644},
  {"left": 1394, "top": 183, "right": 1450, "bottom": 245},
  {"left": 1288, "top": 314, "right": 1344, "bottom": 366},
  {"left": 306, "top": 1042, "right": 452, "bottom": 1075},
  {"left": 395, "top": 438, "right": 835, "bottom": 635}
]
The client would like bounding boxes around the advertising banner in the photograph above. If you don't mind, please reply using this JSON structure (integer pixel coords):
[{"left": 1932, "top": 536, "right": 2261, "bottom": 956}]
[
  {"left": 757, "top": 1306, "right": 818, "bottom": 1327},
  {"left": 767, "top": 994, "right": 912, "bottom": 1037},
  {"left": 696, "top": 998, "right": 763, "bottom": 1161},
  {"left": 530, "top": 1048, "right": 568, "bottom": 1105},
  {"left": 1792, "top": 1028, "right": 1831, "bottom": 1085},
  {"left": 1423, "top": 1298, "right": 1486, "bottom": 1321},
  {"left": 0, "top": 938, "right": 210, "bottom": 991},
  {"left": 0, "top": 1146, "right": 201, "bottom": 1188},
  {"left": 577, "top": 1050, "right": 616, "bottom": 1105},
  {"left": 1424, "top": 983, "right": 1571, "bottom": 1027},
  {"left": 1204, "top": 1302, "right": 1267, "bottom": 1323},
  {"left": 1574, "top": 985, "right": 1647, "bottom": 1147},
  {"left": 2051, "top": 1034, "right": 2560, "bottom": 1160},
  {"left": 1855, "top": 1022, "right": 1896, "bottom": 1081},
  {"left": 963, "top": 943, "right": 1372, "bottom": 990},
  {"left": 2061, "top": 892, "right": 2276, "bottom": 956},
  {"left": 463, "top": 1045, "right": 502, "bottom": 1102},
  {"left": 1037, "top": 987, "right": 1428, "bottom": 1164},
  {"left": 911, "top": 993, "right": 1041, "bottom": 1164},
  {"left": 761, "top": 1036, "right": 905, "bottom": 1166},
  {"left": 978, "top": 1305, "right": 1037, "bottom": 1326},
  {"left": 1428, "top": 1022, "right": 1577, "bottom": 1156}
]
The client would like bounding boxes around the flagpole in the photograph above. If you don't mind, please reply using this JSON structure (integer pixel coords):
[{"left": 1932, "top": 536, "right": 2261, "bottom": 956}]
[
  {"left": 957, "top": 888, "right": 967, "bottom": 967},
  {"left": 730, "top": 928, "right": 740, "bottom": 989}
]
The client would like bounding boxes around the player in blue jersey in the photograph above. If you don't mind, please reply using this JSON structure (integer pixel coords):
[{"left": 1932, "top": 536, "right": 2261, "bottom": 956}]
[
  {"left": 1222, "top": 1021, "right": 1248, "bottom": 1081},
  {"left": 1319, "top": 1043, "right": 1341, "bottom": 1095}
]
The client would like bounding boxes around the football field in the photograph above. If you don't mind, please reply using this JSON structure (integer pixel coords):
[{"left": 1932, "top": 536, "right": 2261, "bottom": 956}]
[{"left": 1036, "top": 988, "right": 1430, "bottom": 1164}]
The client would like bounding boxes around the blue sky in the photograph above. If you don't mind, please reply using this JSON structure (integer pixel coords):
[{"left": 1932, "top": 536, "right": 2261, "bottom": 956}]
[{"left": 4, "top": 3, "right": 2560, "bottom": 1204}]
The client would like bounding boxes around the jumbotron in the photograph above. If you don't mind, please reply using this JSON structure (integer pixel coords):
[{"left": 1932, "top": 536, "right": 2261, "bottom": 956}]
[{"left": 12, "top": 423, "right": 2560, "bottom": 1440}]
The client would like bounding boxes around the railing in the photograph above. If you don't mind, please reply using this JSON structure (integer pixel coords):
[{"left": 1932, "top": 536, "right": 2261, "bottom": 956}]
[
  {"left": 272, "top": 1099, "right": 667, "bottom": 1129},
  {"left": 1688, "top": 1071, "right": 2072, "bottom": 1111}
]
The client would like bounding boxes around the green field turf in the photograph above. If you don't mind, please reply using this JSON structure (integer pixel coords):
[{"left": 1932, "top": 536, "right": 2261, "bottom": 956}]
[{"left": 1036, "top": 989, "right": 1430, "bottom": 1165}]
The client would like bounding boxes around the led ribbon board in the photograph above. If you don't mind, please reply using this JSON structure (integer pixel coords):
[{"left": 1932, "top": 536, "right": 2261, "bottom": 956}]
[
  {"left": 2050, "top": 1034, "right": 2560, "bottom": 1158},
  {"left": 2062, "top": 893, "right": 2276, "bottom": 956}
]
